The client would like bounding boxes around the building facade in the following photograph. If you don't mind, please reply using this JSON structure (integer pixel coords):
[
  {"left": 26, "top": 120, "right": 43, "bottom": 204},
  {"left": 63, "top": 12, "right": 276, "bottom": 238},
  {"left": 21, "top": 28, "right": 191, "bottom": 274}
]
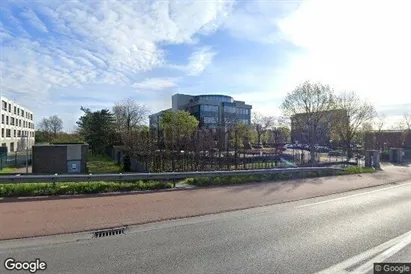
[
  {"left": 291, "top": 109, "right": 348, "bottom": 146},
  {"left": 0, "top": 97, "right": 35, "bottom": 152},
  {"left": 150, "top": 94, "right": 252, "bottom": 129}
]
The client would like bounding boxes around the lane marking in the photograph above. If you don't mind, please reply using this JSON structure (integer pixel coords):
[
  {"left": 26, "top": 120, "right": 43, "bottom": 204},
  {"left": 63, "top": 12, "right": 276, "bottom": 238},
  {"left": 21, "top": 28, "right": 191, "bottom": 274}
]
[
  {"left": 297, "top": 181, "right": 411, "bottom": 208},
  {"left": 316, "top": 230, "right": 411, "bottom": 274},
  {"left": 352, "top": 234, "right": 411, "bottom": 273}
]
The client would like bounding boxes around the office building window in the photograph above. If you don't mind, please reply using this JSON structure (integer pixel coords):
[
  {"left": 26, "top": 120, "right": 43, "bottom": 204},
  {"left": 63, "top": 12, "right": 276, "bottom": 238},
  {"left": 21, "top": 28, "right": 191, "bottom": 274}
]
[
  {"left": 1, "top": 129, "right": 3, "bottom": 137},
  {"left": 200, "top": 105, "right": 219, "bottom": 112},
  {"left": 203, "top": 117, "right": 217, "bottom": 124},
  {"left": 10, "top": 117, "right": 14, "bottom": 126},
  {"left": 2, "top": 101, "right": 7, "bottom": 111},
  {"left": 6, "top": 129, "right": 11, "bottom": 137},
  {"left": 14, "top": 106, "right": 16, "bottom": 114},
  {"left": 8, "top": 103, "right": 11, "bottom": 112},
  {"left": 224, "top": 106, "right": 236, "bottom": 113},
  {"left": 18, "top": 119, "right": 21, "bottom": 127},
  {"left": 17, "top": 108, "right": 20, "bottom": 115},
  {"left": 13, "top": 130, "right": 16, "bottom": 137},
  {"left": 6, "top": 116, "right": 9, "bottom": 125},
  {"left": 1, "top": 114, "right": 4, "bottom": 124},
  {"left": 21, "top": 110, "right": 24, "bottom": 117},
  {"left": 23, "top": 121, "right": 26, "bottom": 128},
  {"left": 17, "top": 130, "right": 21, "bottom": 137}
]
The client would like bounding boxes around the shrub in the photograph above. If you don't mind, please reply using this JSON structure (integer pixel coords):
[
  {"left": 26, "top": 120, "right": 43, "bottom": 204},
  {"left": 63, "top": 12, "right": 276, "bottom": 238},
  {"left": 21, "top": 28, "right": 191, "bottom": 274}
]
[{"left": 0, "top": 181, "right": 173, "bottom": 198}]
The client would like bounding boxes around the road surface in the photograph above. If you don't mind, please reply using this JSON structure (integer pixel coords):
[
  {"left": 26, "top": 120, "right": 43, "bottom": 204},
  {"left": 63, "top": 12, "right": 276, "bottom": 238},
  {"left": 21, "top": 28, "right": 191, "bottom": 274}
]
[{"left": 1, "top": 180, "right": 411, "bottom": 273}]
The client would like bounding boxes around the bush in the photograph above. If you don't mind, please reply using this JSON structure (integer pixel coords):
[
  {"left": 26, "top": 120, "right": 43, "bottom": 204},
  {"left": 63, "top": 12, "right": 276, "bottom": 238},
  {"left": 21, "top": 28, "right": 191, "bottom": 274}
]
[{"left": 0, "top": 181, "right": 173, "bottom": 198}]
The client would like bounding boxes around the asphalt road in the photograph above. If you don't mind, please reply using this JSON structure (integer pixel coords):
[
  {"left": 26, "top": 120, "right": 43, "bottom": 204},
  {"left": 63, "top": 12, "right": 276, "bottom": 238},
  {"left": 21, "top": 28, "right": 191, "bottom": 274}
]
[{"left": 1, "top": 181, "right": 411, "bottom": 274}]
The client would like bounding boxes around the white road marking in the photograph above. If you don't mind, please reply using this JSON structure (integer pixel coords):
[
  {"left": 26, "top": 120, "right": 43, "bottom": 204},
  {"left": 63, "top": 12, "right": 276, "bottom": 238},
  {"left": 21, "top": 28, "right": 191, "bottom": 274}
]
[
  {"left": 297, "top": 181, "right": 411, "bottom": 208},
  {"left": 315, "top": 230, "right": 411, "bottom": 274},
  {"left": 352, "top": 233, "right": 411, "bottom": 273}
]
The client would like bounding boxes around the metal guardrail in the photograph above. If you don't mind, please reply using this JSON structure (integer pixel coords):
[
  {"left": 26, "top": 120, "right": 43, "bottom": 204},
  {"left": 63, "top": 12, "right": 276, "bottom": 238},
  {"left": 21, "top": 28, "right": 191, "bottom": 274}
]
[{"left": 0, "top": 167, "right": 343, "bottom": 184}]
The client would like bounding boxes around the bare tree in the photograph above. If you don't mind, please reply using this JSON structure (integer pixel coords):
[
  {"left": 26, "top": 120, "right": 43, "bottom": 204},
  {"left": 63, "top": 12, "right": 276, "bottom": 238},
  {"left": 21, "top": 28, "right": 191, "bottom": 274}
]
[
  {"left": 113, "top": 98, "right": 149, "bottom": 132},
  {"left": 374, "top": 113, "right": 386, "bottom": 132},
  {"left": 334, "top": 91, "right": 376, "bottom": 159},
  {"left": 38, "top": 115, "right": 63, "bottom": 139},
  {"left": 252, "top": 112, "right": 275, "bottom": 145},
  {"left": 402, "top": 111, "right": 411, "bottom": 131},
  {"left": 281, "top": 81, "right": 336, "bottom": 165}
]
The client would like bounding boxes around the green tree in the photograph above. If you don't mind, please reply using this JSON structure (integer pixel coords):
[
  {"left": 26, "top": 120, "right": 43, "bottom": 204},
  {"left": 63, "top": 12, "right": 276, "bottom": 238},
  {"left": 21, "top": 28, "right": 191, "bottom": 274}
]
[
  {"left": 160, "top": 110, "right": 199, "bottom": 150},
  {"left": 76, "top": 107, "right": 115, "bottom": 155}
]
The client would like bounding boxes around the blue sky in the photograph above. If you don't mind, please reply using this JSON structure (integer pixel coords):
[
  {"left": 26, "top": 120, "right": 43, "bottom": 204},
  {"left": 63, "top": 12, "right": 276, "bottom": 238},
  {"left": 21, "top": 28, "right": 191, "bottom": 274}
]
[{"left": 1, "top": 0, "right": 411, "bottom": 131}]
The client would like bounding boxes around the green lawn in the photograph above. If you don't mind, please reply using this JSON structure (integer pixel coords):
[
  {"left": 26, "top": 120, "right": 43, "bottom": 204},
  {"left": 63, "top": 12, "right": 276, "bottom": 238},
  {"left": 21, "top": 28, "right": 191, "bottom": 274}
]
[
  {"left": 87, "top": 154, "right": 123, "bottom": 174},
  {"left": 0, "top": 167, "right": 16, "bottom": 174}
]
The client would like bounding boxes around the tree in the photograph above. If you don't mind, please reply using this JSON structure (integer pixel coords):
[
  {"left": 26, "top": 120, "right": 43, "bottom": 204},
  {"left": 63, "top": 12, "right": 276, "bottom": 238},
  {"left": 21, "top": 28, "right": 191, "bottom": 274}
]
[
  {"left": 401, "top": 111, "right": 411, "bottom": 131},
  {"left": 76, "top": 107, "right": 115, "bottom": 155},
  {"left": 252, "top": 112, "right": 275, "bottom": 145},
  {"left": 160, "top": 110, "right": 199, "bottom": 150},
  {"left": 334, "top": 91, "right": 376, "bottom": 159},
  {"left": 113, "top": 98, "right": 149, "bottom": 132},
  {"left": 281, "top": 81, "right": 336, "bottom": 165},
  {"left": 353, "top": 122, "right": 373, "bottom": 144},
  {"left": 374, "top": 113, "right": 386, "bottom": 132},
  {"left": 38, "top": 115, "right": 63, "bottom": 141}
]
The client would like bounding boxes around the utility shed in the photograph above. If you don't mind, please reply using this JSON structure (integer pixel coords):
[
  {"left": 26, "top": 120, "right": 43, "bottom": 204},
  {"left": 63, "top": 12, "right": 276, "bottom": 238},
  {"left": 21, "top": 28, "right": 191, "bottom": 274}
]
[{"left": 32, "top": 143, "right": 89, "bottom": 174}]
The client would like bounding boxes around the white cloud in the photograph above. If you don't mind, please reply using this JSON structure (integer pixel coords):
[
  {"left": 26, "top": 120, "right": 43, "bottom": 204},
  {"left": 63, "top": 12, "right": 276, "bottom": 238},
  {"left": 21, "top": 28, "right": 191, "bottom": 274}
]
[
  {"left": 186, "top": 47, "right": 216, "bottom": 76},
  {"left": 20, "top": 9, "right": 49, "bottom": 33},
  {"left": 276, "top": 0, "right": 411, "bottom": 106},
  {"left": 0, "top": 0, "right": 232, "bottom": 101},
  {"left": 133, "top": 77, "right": 179, "bottom": 90}
]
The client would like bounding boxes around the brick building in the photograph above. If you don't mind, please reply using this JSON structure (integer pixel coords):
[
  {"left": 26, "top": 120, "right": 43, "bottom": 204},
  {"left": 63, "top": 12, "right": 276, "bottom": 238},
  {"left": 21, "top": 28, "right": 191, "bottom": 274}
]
[
  {"left": 291, "top": 109, "right": 348, "bottom": 146},
  {"left": 364, "top": 130, "right": 411, "bottom": 150}
]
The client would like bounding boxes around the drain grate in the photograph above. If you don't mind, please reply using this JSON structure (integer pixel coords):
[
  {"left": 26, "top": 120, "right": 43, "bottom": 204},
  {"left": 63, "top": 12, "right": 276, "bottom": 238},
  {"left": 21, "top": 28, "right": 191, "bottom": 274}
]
[{"left": 93, "top": 227, "right": 126, "bottom": 238}]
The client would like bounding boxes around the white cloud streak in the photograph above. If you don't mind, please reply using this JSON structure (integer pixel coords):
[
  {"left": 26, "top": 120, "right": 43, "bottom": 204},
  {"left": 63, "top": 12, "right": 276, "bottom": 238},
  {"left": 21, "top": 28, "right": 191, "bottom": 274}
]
[{"left": 0, "top": 0, "right": 232, "bottom": 102}]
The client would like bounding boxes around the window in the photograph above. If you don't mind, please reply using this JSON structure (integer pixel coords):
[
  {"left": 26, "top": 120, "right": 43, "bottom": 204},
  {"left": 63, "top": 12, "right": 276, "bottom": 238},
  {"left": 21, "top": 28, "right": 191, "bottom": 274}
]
[
  {"left": 224, "top": 106, "right": 236, "bottom": 113},
  {"left": 17, "top": 108, "right": 20, "bottom": 115},
  {"left": 203, "top": 117, "right": 217, "bottom": 124},
  {"left": 10, "top": 142, "right": 14, "bottom": 152},
  {"left": 13, "top": 130, "right": 16, "bottom": 137},
  {"left": 23, "top": 121, "right": 26, "bottom": 128},
  {"left": 1, "top": 129, "right": 3, "bottom": 137},
  {"left": 18, "top": 119, "right": 21, "bottom": 127},
  {"left": 10, "top": 117, "right": 14, "bottom": 125},
  {"left": 17, "top": 130, "right": 21, "bottom": 137},
  {"left": 14, "top": 106, "right": 16, "bottom": 114},
  {"left": 200, "top": 105, "right": 218, "bottom": 112},
  {"left": 6, "top": 129, "right": 11, "bottom": 137},
  {"left": 1, "top": 114, "right": 4, "bottom": 124},
  {"left": 2, "top": 101, "right": 6, "bottom": 110},
  {"left": 6, "top": 116, "right": 9, "bottom": 125},
  {"left": 21, "top": 110, "right": 24, "bottom": 117},
  {"left": 8, "top": 103, "right": 11, "bottom": 112}
]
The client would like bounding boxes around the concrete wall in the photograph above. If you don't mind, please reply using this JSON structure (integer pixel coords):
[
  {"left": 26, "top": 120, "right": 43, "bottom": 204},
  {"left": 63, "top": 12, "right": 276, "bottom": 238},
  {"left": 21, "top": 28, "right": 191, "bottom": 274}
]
[{"left": 33, "top": 144, "right": 88, "bottom": 174}]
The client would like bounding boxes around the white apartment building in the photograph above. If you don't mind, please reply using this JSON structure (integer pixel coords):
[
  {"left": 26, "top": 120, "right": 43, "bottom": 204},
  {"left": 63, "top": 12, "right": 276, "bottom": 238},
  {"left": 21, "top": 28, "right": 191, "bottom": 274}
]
[{"left": 0, "top": 97, "right": 35, "bottom": 153}]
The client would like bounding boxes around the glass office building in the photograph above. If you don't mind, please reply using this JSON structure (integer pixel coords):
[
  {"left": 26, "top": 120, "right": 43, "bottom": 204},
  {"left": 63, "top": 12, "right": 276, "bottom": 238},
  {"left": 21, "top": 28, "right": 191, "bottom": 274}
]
[{"left": 149, "top": 94, "right": 252, "bottom": 129}]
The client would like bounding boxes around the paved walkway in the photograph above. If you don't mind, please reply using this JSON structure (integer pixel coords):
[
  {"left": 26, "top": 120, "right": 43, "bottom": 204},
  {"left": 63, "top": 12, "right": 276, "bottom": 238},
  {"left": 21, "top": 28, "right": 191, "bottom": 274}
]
[{"left": 1, "top": 164, "right": 411, "bottom": 240}]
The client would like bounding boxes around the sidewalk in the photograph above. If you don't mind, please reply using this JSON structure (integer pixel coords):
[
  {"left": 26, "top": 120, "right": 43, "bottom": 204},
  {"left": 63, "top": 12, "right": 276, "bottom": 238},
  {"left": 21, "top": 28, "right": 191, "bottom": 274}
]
[{"left": 1, "top": 164, "right": 411, "bottom": 240}]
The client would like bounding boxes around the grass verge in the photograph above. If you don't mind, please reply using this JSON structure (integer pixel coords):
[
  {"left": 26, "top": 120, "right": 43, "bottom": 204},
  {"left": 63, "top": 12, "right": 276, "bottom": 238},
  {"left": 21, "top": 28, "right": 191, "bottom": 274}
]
[
  {"left": 0, "top": 181, "right": 173, "bottom": 198},
  {"left": 180, "top": 171, "right": 334, "bottom": 187},
  {"left": 0, "top": 167, "right": 17, "bottom": 174},
  {"left": 87, "top": 154, "right": 123, "bottom": 173},
  {"left": 336, "top": 166, "right": 376, "bottom": 175},
  {"left": 0, "top": 167, "right": 376, "bottom": 197}
]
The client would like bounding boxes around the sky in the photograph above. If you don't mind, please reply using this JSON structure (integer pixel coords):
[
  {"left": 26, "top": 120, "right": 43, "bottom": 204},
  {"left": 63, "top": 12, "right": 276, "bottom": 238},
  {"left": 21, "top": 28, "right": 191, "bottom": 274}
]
[{"left": 1, "top": 0, "right": 411, "bottom": 131}]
